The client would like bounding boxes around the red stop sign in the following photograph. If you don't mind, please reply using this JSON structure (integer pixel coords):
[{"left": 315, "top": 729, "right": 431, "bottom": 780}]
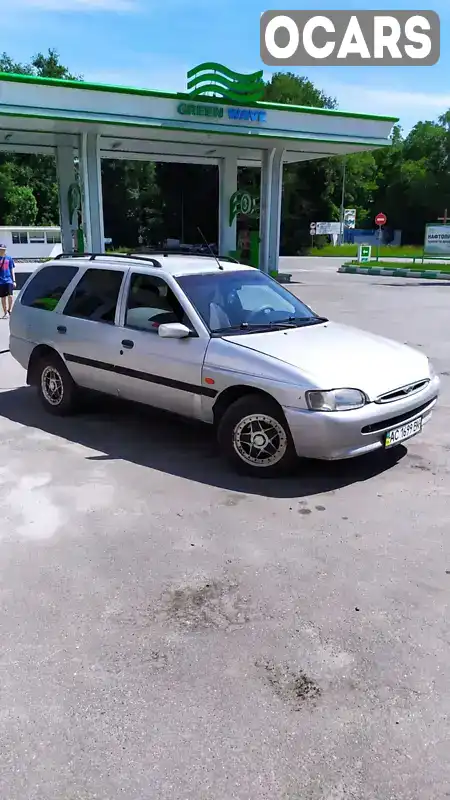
[{"left": 375, "top": 212, "right": 387, "bottom": 226}]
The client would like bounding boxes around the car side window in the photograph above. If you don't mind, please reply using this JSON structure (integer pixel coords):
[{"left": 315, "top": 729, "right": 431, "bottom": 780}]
[
  {"left": 63, "top": 268, "right": 124, "bottom": 324},
  {"left": 21, "top": 265, "right": 79, "bottom": 311},
  {"left": 125, "top": 273, "right": 192, "bottom": 333}
]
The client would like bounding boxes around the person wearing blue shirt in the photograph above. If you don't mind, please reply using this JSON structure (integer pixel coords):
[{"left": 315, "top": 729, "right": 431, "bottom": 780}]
[{"left": 0, "top": 243, "right": 16, "bottom": 318}]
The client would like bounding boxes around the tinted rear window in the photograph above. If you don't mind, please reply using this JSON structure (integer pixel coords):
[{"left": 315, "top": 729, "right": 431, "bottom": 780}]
[
  {"left": 21, "top": 265, "right": 78, "bottom": 311},
  {"left": 63, "top": 268, "right": 124, "bottom": 324}
]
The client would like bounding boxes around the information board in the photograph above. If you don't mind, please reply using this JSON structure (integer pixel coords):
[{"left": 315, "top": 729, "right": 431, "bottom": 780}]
[{"left": 424, "top": 224, "right": 450, "bottom": 256}]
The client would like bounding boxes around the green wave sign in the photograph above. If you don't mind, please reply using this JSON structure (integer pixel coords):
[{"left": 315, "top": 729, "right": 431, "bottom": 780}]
[
  {"left": 187, "top": 62, "right": 265, "bottom": 103},
  {"left": 229, "top": 191, "right": 260, "bottom": 227}
]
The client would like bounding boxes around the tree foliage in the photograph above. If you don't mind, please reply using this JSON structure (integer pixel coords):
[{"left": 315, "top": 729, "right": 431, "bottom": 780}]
[
  {"left": 264, "top": 71, "right": 337, "bottom": 109},
  {"left": 0, "top": 49, "right": 76, "bottom": 226},
  {"left": 0, "top": 51, "right": 449, "bottom": 250}
]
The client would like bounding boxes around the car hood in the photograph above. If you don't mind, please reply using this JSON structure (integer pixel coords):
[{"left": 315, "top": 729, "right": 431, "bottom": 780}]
[{"left": 224, "top": 321, "right": 430, "bottom": 400}]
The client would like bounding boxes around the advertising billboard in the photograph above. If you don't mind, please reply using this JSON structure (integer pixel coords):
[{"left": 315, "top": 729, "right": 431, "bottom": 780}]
[
  {"left": 424, "top": 224, "right": 450, "bottom": 256},
  {"left": 315, "top": 222, "right": 341, "bottom": 235}
]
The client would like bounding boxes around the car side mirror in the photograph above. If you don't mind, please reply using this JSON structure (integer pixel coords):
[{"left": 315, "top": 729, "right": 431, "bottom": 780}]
[{"left": 158, "top": 322, "right": 192, "bottom": 339}]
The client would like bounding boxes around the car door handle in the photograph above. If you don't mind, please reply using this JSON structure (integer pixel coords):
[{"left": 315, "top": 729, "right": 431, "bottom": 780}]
[
  {"left": 57, "top": 325, "right": 67, "bottom": 334},
  {"left": 121, "top": 339, "right": 134, "bottom": 349}
]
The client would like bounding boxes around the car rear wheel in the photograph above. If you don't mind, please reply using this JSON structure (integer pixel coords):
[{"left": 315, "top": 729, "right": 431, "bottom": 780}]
[
  {"left": 217, "top": 395, "right": 297, "bottom": 477},
  {"left": 36, "top": 353, "right": 78, "bottom": 416}
]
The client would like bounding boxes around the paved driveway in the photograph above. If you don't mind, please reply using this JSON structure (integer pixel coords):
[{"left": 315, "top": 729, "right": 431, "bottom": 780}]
[{"left": 0, "top": 264, "right": 448, "bottom": 800}]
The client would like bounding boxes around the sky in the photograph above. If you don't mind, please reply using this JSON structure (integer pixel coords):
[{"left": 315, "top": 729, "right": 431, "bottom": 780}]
[{"left": 3, "top": 0, "right": 450, "bottom": 133}]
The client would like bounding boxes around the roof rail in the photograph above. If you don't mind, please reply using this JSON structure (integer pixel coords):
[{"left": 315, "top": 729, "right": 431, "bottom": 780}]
[
  {"left": 54, "top": 252, "right": 163, "bottom": 268},
  {"left": 134, "top": 248, "right": 239, "bottom": 263}
]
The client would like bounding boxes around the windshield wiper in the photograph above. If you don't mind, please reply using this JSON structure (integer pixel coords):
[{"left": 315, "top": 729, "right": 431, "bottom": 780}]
[
  {"left": 221, "top": 321, "right": 298, "bottom": 333},
  {"left": 290, "top": 316, "right": 328, "bottom": 326},
  {"left": 212, "top": 316, "right": 328, "bottom": 336},
  {"left": 265, "top": 316, "right": 328, "bottom": 328},
  {"left": 258, "top": 320, "right": 298, "bottom": 329},
  {"left": 212, "top": 323, "right": 279, "bottom": 335}
]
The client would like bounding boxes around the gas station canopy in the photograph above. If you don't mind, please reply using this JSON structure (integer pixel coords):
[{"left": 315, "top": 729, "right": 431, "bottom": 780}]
[{"left": 0, "top": 65, "right": 398, "bottom": 271}]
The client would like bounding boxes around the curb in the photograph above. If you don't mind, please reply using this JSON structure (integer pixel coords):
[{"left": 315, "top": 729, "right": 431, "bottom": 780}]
[{"left": 338, "top": 265, "right": 450, "bottom": 280}]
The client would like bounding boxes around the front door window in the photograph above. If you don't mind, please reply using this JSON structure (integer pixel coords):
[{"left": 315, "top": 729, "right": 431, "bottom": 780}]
[{"left": 125, "top": 273, "right": 193, "bottom": 332}]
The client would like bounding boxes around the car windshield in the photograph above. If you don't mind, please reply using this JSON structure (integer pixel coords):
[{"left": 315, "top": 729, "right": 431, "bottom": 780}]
[{"left": 176, "top": 269, "right": 325, "bottom": 334}]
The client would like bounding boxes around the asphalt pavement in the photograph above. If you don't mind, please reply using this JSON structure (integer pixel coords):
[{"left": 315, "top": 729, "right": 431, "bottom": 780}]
[{"left": 0, "top": 261, "right": 449, "bottom": 800}]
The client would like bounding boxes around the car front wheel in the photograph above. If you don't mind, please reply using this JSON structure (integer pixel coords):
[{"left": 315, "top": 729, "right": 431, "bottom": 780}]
[
  {"left": 217, "top": 395, "right": 297, "bottom": 477},
  {"left": 36, "top": 353, "right": 78, "bottom": 416}
]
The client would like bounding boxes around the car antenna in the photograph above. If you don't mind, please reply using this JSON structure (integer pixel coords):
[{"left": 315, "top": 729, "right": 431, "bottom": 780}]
[{"left": 197, "top": 227, "right": 224, "bottom": 270}]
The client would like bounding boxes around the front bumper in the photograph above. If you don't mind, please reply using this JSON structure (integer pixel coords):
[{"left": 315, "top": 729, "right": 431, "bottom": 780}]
[{"left": 284, "top": 376, "right": 440, "bottom": 460}]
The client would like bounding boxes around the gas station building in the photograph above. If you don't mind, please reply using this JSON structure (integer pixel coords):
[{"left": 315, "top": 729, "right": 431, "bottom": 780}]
[{"left": 0, "top": 67, "right": 396, "bottom": 273}]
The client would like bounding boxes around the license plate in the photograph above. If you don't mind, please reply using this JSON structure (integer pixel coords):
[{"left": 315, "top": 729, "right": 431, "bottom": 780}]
[{"left": 385, "top": 417, "right": 422, "bottom": 448}]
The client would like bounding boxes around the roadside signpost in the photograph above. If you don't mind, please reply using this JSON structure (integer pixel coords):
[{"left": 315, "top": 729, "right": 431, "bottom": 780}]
[
  {"left": 312, "top": 220, "right": 344, "bottom": 247},
  {"left": 310, "top": 222, "right": 316, "bottom": 247},
  {"left": 315, "top": 222, "right": 341, "bottom": 235},
  {"left": 344, "top": 208, "right": 356, "bottom": 229},
  {"left": 422, "top": 210, "right": 450, "bottom": 263},
  {"left": 424, "top": 223, "right": 450, "bottom": 258},
  {"left": 358, "top": 244, "right": 372, "bottom": 263},
  {"left": 375, "top": 212, "right": 387, "bottom": 261}
]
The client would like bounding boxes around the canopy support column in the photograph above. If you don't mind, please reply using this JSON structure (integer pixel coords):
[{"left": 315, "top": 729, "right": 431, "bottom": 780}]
[
  {"left": 56, "top": 143, "right": 76, "bottom": 254},
  {"left": 259, "top": 148, "right": 275, "bottom": 273},
  {"left": 79, "top": 132, "right": 105, "bottom": 253},
  {"left": 218, "top": 154, "right": 237, "bottom": 257},
  {"left": 267, "top": 148, "right": 285, "bottom": 275}
]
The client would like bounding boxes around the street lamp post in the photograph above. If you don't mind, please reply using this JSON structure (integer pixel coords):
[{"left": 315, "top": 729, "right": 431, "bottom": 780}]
[{"left": 339, "top": 157, "right": 347, "bottom": 246}]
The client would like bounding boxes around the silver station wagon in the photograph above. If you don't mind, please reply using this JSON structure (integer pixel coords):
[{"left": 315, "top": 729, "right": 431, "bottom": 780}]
[{"left": 10, "top": 252, "right": 440, "bottom": 477}]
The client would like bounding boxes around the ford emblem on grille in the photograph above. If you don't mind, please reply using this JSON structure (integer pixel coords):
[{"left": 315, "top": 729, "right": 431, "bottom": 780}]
[{"left": 376, "top": 379, "right": 429, "bottom": 403}]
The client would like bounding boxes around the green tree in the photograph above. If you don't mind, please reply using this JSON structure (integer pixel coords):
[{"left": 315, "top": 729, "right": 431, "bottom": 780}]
[
  {"left": 0, "top": 47, "right": 79, "bottom": 80},
  {"left": 327, "top": 152, "right": 378, "bottom": 230},
  {"left": 260, "top": 72, "right": 338, "bottom": 253},
  {"left": 102, "top": 160, "right": 163, "bottom": 247},
  {"left": 0, "top": 48, "right": 78, "bottom": 228},
  {"left": 372, "top": 119, "right": 450, "bottom": 242},
  {"left": 4, "top": 186, "right": 38, "bottom": 225},
  {"left": 31, "top": 49, "right": 80, "bottom": 80},
  {"left": 264, "top": 71, "right": 337, "bottom": 108},
  {"left": 0, "top": 53, "right": 33, "bottom": 75}
]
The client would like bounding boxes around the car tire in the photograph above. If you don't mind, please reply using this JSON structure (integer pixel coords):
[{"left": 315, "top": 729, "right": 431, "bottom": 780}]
[
  {"left": 36, "top": 353, "right": 78, "bottom": 416},
  {"left": 217, "top": 394, "right": 297, "bottom": 477}
]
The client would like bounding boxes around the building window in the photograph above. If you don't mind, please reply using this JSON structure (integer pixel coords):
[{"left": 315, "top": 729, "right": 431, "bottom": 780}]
[
  {"left": 11, "top": 232, "right": 28, "bottom": 244},
  {"left": 46, "top": 231, "right": 62, "bottom": 244},
  {"left": 28, "top": 231, "right": 46, "bottom": 244},
  {"left": 21, "top": 265, "right": 79, "bottom": 311},
  {"left": 63, "top": 268, "right": 124, "bottom": 324}
]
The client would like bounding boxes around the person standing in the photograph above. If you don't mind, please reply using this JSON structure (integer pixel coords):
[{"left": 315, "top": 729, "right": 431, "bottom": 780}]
[{"left": 0, "top": 243, "right": 16, "bottom": 318}]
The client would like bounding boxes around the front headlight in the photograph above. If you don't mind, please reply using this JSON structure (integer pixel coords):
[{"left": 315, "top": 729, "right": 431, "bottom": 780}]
[
  {"left": 428, "top": 361, "right": 436, "bottom": 380},
  {"left": 306, "top": 388, "right": 367, "bottom": 412}
]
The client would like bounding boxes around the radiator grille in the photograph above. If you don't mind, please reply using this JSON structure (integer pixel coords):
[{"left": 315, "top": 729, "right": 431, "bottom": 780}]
[{"left": 375, "top": 380, "right": 429, "bottom": 404}]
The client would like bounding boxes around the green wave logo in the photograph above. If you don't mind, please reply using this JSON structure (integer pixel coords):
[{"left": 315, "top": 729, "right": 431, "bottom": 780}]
[{"left": 187, "top": 62, "right": 265, "bottom": 103}]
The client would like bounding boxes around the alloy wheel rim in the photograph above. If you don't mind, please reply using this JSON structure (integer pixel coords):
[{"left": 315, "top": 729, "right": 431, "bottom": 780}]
[
  {"left": 41, "top": 366, "right": 64, "bottom": 406},
  {"left": 233, "top": 413, "right": 287, "bottom": 467}
]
